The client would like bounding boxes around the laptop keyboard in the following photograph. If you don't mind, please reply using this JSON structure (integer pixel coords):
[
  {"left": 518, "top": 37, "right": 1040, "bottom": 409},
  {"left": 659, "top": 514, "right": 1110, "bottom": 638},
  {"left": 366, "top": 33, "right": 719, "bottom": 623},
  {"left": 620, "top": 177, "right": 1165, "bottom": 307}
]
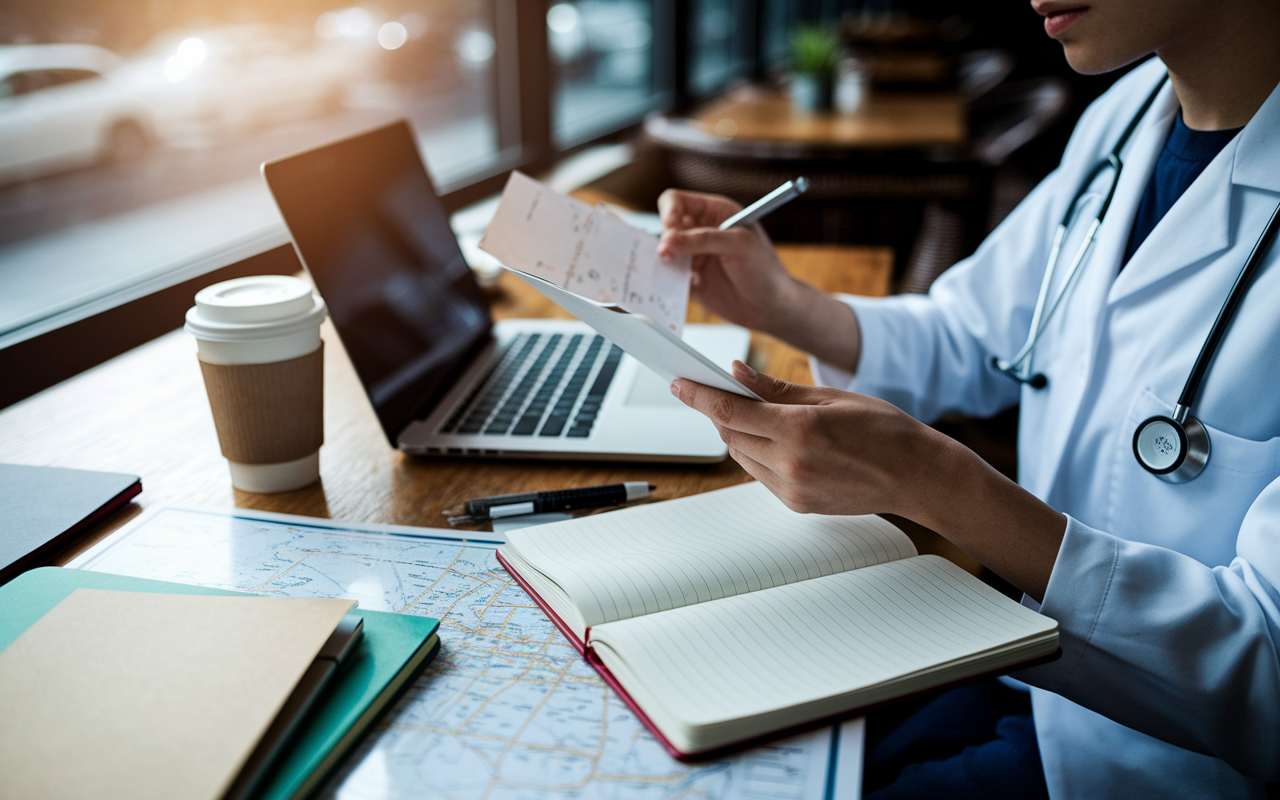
[{"left": 438, "top": 333, "right": 623, "bottom": 439}]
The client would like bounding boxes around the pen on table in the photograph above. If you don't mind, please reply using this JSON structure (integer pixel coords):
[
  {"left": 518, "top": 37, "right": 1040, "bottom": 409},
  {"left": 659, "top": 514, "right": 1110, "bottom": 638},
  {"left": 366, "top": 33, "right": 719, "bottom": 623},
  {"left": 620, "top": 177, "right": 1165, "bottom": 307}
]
[
  {"left": 718, "top": 177, "right": 809, "bottom": 230},
  {"left": 445, "top": 482, "right": 656, "bottom": 525}
]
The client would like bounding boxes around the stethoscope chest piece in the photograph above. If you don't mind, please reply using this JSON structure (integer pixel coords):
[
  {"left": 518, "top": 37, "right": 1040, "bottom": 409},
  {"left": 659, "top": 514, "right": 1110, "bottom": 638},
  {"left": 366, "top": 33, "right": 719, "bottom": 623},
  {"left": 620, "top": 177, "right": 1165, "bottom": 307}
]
[
  {"left": 990, "top": 71, "right": 1280, "bottom": 484},
  {"left": 1133, "top": 413, "right": 1211, "bottom": 483}
]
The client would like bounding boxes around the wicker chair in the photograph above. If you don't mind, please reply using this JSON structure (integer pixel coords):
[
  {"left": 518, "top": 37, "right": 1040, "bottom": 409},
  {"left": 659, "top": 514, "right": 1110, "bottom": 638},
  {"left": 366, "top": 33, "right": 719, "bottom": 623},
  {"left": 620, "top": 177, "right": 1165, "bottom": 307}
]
[
  {"left": 897, "top": 76, "right": 1070, "bottom": 293},
  {"left": 644, "top": 113, "right": 976, "bottom": 268},
  {"left": 646, "top": 75, "right": 1069, "bottom": 294}
]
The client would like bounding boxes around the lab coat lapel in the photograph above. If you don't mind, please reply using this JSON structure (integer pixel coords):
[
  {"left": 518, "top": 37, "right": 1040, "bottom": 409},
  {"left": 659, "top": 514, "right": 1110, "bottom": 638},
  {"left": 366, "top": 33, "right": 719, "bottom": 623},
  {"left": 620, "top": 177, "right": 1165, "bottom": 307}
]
[
  {"left": 1035, "top": 78, "right": 1280, "bottom": 500},
  {"left": 1107, "top": 155, "right": 1231, "bottom": 305},
  {"left": 1108, "top": 76, "right": 1280, "bottom": 304},
  {"left": 1090, "top": 86, "right": 1182, "bottom": 304},
  {"left": 1231, "top": 77, "right": 1280, "bottom": 196}
]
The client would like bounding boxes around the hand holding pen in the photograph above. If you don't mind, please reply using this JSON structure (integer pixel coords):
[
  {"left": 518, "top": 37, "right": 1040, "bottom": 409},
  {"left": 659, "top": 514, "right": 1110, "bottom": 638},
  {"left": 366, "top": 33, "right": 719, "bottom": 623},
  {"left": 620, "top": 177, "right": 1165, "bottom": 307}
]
[
  {"left": 656, "top": 179, "right": 809, "bottom": 334},
  {"left": 657, "top": 176, "right": 861, "bottom": 375}
]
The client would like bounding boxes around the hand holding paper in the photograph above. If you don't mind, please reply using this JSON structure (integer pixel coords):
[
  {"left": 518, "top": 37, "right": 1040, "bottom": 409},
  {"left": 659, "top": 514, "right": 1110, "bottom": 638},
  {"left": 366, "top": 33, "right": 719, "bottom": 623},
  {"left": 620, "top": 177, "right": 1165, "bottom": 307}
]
[{"left": 479, "top": 172, "right": 693, "bottom": 335}]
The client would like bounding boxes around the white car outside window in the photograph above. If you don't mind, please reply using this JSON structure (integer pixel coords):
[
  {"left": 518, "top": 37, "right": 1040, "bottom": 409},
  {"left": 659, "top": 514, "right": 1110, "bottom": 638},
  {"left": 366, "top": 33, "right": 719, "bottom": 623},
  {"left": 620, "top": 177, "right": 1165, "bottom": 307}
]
[
  {"left": 123, "top": 26, "right": 352, "bottom": 148},
  {"left": 0, "top": 44, "right": 152, "bottom": 183}
]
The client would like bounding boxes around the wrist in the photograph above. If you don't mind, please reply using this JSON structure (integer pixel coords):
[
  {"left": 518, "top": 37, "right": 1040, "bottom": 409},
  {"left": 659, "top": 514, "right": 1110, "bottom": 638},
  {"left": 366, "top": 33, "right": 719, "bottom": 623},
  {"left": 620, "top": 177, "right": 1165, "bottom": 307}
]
[
  {"left": 766, "top": 280, "right": 860, "bottom": 373},
  {"left": 904, "top": 430, "right": 983, "bottom": 529},
  {"left": 903, "top": 427, "right": 1067, "bottom": 601},
  {"left": 890, "top": 424, "right": 967, "bottom": 524},
  {"left": 759, "top": 274, "right": 811, "bottom": 339}
]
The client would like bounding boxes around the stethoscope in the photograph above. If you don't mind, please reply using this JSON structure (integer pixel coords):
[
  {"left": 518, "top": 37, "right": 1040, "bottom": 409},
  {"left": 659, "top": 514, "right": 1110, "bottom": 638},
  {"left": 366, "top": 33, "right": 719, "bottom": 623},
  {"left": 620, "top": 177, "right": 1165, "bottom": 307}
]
[{"left": 994, "top": 73, "right": 1280, "bottom": 483}]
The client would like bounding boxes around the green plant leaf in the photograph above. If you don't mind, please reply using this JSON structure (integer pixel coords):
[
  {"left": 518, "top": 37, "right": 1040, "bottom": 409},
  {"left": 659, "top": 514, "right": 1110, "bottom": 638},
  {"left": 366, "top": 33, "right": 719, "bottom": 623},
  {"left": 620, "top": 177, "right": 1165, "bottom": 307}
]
[{"left": 790, "top": 25, "right": 840, "bottom": 75}]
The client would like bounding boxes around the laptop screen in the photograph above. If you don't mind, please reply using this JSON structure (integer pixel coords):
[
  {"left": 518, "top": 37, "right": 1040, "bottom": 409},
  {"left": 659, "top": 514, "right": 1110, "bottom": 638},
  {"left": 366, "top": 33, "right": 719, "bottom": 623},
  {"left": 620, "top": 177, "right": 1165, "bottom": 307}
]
[{"left": 263, "top": 121, "right": 492, "bottom": 445}]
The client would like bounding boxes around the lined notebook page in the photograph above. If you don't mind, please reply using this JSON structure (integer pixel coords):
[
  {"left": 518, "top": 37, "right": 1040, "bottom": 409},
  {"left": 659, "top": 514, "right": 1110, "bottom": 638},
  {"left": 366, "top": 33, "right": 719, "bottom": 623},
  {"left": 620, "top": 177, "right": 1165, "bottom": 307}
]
[
  {"left": 588, "top": 555, "right": 1057, "bottom": 747},
  {"left": 502, "top": 482, "right": 916, "bottom": 628}
]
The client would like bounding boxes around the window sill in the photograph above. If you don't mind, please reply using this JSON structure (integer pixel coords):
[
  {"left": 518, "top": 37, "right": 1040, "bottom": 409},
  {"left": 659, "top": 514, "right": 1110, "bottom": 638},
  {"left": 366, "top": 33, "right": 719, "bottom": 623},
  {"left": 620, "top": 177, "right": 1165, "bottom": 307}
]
[
  {"left": 0, "top": 178, "right": 290, "bottom": 350},
  {"left": 0, "top": 141, "right": 636, "bottom": 355}
]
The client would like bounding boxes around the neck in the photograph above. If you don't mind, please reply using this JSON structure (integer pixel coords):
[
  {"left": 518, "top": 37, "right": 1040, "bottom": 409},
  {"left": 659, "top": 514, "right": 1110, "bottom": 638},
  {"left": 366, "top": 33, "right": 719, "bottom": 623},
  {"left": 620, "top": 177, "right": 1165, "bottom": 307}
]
[{"left": 1159, "top": 3, "right": 1280, "bottom": 130}]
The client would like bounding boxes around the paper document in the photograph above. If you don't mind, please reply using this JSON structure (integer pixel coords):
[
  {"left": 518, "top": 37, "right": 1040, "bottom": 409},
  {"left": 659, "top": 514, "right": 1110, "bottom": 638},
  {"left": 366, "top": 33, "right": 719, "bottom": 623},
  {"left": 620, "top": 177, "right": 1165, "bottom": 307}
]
[{"left": 479, "top": 171, "right": 692, "bottom": 335}]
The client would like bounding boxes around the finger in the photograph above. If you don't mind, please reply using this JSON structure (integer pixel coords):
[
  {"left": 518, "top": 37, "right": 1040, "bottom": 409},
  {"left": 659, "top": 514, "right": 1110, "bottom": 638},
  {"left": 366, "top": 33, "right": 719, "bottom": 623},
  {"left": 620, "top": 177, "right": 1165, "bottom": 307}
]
[
  {"left": 731, "top": 361, "right": 826, "bottom": 406},
  {"left": 658, "top": 190, "right": 714, "bottom": 230},
  {"left": 658, "top": 226, "right": 724, "bottom": 259},
  {"left": 657, "top": 189, "right": 687, "bottom": 230},
  {"left": 671, "top": 378, "right": 778, "bottom": 437},
  {"left": 659, "top": 190, "right": 744, "bottom": 230},
  {"left": 713, "top": 421, "right": 774, "bottom": 461},
  {"left": 662, "top": 226, "right": 760, "bottom": 259},
  {"left": 656, "top": 228, "right": 682, "bottom": 259},
  {"left": 726, "top": 445, "right": 784, "bottom": 491}
]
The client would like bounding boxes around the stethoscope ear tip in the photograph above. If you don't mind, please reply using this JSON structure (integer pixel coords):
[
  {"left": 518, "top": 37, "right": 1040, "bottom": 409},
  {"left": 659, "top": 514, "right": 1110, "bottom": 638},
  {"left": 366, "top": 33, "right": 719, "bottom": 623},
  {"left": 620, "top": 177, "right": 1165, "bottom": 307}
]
[{"left": 1029, "top": 373, "right": 1048, "bottom": 389}]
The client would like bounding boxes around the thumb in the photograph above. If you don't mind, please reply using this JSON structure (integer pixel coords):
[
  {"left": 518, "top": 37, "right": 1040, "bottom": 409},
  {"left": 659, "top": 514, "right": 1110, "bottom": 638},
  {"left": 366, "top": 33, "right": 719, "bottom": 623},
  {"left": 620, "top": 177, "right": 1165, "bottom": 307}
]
[{"left": 731, "top": 361, "right": 824, "bottom": 405}]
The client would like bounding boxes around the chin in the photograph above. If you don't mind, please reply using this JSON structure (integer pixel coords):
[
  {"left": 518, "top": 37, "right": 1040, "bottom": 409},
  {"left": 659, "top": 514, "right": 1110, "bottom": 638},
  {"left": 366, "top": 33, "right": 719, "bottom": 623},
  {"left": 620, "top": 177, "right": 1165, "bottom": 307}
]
[{"left": 1061, "top": 42, "right": 1152, "bottom": 75}]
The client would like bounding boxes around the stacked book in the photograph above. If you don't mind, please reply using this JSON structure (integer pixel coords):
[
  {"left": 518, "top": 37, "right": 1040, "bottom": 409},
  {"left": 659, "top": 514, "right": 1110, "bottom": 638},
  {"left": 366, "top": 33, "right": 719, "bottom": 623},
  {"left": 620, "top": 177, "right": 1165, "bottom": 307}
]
[{"left": 0, "top": 568, "right": 440, "bottom": 800}]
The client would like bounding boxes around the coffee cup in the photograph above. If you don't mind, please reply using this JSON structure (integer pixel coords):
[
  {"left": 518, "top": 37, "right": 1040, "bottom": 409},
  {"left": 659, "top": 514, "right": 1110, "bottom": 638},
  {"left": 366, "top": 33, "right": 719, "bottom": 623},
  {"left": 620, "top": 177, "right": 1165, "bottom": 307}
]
[{"left": 185, "top": 275, "right": 328, "bottom": 493}]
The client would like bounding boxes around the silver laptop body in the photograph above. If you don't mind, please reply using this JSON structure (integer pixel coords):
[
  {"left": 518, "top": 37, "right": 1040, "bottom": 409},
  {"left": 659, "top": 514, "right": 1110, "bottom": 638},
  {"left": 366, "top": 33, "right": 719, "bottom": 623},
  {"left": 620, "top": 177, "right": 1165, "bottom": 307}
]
[{"left": 263, "top": 121, "right": 745, "bottom": 464}]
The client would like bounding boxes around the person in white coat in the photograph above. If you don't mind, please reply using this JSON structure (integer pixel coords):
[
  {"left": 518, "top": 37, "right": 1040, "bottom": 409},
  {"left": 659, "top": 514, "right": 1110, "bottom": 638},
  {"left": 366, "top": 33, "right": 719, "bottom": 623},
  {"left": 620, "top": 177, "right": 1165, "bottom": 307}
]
[{"left": 656, "top": 0, "right": 1280, "bottom": 797}]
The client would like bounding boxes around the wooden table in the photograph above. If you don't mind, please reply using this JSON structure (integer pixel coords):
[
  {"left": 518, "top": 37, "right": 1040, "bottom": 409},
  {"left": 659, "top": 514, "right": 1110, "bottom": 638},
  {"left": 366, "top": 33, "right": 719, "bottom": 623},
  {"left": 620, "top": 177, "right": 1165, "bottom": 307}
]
[
  {"left": 0, "top": 242, "right": 976, "bottom": 572},
  {"left": 694, "top": 86, "right": 966, "bottom": 150}
]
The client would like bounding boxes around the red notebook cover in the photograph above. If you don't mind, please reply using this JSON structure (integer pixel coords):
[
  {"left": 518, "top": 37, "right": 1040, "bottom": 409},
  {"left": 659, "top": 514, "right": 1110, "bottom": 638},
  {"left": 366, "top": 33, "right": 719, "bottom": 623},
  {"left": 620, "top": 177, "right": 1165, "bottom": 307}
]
[{"left": 496, "top": 550, "right": 1059, "bottom": 761}]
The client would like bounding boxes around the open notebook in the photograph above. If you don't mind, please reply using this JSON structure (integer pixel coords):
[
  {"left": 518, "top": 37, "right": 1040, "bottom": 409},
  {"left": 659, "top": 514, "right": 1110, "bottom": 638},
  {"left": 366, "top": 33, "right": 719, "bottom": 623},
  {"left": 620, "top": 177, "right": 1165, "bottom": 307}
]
[{"left": 496, "top": 482, "right": 1058, "bottom": 759}]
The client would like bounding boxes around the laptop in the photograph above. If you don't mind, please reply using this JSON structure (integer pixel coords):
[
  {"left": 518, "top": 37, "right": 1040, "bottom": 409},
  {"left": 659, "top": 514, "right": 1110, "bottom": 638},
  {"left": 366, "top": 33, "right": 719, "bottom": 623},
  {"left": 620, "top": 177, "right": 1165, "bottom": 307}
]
[{"left": 261, "top": 121, "right": 748, "bottom": 463}]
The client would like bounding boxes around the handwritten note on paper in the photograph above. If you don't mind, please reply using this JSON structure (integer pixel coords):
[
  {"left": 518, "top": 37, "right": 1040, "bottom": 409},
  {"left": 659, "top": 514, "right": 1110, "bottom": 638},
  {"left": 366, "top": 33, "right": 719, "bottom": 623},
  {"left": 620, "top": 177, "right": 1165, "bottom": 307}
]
[{"left": 478, "top": 171, "right": 693, "bottom": 335}]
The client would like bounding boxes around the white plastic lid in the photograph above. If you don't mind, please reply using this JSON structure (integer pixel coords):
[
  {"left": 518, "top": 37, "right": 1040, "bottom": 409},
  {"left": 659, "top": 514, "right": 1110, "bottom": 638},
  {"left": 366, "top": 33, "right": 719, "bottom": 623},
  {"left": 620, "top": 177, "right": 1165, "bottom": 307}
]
[
  {"left": 185, "top": 275, "right": 326, "bottom": 342},
  {"left": 194, "top": 275, "right": 315, "bottom": 323}
]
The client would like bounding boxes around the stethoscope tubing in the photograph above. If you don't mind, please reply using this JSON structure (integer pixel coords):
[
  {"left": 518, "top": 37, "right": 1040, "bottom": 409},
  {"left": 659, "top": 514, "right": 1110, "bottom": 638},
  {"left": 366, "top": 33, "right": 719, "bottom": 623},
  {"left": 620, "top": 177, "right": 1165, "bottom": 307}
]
[
  {"left": 998, "top": 217, "right": 1100, "bottom": 380},
  {"left": 1173, "top": 200, "right": 1280, "bottom": 420},
  {"left": 996, "top": 76, "right": 1170, "bottom": 386},
  {"left": 996, "top": 68, "right": 1280, "bottom": 482}
]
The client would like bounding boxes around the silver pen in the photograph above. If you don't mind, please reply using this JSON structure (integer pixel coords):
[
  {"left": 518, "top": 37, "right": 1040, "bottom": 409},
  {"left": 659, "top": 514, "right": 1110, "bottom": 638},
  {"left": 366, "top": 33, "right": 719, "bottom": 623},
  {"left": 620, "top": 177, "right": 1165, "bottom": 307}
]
[{"left": 718, "top": 177, "right": 810, "bottom": 230}]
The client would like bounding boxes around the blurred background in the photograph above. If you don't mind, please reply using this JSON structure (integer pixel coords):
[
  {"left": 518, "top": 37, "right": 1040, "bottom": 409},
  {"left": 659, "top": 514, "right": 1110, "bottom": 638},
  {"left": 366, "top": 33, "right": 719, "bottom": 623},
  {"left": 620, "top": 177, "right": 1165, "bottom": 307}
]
[
  {"left": 0, "top": 0, "right": 1138, "bottom": 412},
  {"left": 0, "top": 0, "right": 1129, "bottom": 250}
]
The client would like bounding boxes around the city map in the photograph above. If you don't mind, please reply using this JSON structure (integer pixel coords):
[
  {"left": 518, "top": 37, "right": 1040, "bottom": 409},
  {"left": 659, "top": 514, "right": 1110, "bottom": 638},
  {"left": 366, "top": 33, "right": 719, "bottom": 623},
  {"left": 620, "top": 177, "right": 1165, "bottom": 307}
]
[{"left": 70, "top": 507, "right": 861, "bottom": 799}]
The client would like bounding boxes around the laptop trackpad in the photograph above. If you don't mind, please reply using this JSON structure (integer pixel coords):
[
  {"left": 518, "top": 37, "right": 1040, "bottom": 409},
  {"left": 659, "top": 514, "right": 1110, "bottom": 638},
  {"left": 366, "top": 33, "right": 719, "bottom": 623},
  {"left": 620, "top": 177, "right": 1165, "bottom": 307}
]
[{"left": 624, "top": 368, "right": 682, "bottom": 408}]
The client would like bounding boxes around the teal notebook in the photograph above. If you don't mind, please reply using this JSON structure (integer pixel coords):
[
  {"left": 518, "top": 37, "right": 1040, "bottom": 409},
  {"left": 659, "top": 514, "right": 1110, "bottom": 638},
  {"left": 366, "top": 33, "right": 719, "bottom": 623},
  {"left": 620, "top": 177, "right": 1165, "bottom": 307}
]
[{"left": 0, "top": 567, "right": 440, "bottom": 800}]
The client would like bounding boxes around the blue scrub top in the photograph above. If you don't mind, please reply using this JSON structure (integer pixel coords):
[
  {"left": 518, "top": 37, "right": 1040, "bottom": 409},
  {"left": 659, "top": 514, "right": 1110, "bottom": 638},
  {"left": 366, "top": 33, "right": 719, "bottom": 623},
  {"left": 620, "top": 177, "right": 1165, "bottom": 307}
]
[{"left": 1122, "top": 113, "right": 1242, "bottom": 266}]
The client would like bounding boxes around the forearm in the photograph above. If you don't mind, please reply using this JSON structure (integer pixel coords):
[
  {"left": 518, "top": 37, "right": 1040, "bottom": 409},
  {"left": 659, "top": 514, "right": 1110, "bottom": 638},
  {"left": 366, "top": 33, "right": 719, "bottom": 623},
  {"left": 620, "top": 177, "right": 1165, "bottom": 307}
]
[
  {"left": 904, "top": 430, "right": 1067, "bottom": 602},
  {"left": 766, "top": 277, "right": 863, "bottom": 374}
]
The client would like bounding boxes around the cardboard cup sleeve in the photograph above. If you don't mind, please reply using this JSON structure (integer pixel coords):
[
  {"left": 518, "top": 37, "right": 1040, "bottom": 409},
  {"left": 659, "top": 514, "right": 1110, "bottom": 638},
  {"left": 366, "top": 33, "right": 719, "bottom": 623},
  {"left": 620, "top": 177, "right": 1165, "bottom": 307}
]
[{"left": 198, "top": 344, "right": 325, "bottom": 464}]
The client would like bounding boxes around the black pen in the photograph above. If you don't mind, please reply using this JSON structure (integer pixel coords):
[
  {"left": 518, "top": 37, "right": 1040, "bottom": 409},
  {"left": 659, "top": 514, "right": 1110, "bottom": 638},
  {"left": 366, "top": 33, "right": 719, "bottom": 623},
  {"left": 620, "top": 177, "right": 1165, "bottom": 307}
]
[{"left": 445, "top": 482, "right": 655, "bottom": 525}]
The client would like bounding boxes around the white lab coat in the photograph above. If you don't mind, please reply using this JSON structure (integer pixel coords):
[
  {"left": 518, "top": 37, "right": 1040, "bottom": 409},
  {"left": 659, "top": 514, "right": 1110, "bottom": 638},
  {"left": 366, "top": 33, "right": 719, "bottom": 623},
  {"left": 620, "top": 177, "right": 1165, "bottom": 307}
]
[{"left": 812, "top": 58, "right": 1280, "bottom": 798}]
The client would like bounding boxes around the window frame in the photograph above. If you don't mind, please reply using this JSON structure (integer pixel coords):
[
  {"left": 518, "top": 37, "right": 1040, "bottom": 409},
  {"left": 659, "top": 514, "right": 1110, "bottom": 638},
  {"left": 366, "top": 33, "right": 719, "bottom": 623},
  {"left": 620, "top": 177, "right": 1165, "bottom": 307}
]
[{"left": 0, "top": 0, "right": 789, "bottom": 409}]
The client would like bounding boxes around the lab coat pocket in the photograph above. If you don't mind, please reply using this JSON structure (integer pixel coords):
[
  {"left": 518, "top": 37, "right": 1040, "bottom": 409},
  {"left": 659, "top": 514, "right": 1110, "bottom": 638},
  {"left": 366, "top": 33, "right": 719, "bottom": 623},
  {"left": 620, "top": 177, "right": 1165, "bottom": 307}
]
[{"left": 1106, "top": 389, "right": 1280, "bottom": 566}]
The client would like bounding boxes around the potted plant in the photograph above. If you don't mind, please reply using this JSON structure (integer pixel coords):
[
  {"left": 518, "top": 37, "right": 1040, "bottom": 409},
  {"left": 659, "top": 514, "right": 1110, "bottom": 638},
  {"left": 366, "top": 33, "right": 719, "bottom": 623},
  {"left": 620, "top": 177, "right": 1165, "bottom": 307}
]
[{"left": 789, "top": 25, "right": 840, "bottom": 113}]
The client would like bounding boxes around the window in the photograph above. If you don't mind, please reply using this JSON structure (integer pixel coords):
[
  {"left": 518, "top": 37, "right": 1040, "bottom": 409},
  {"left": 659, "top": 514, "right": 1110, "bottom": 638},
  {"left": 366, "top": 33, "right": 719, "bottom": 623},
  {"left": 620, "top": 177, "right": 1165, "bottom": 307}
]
[
  {"left": 1, "top": 0, "right": 796, "bottom": 351},
  {"left": 760, "top": 0, "right": 797, "bottom": 71},
  {"left": 310, "top": 4, "right": 504, "bottom": 186},
  {"left": 688, "top": 0, "right": 752, "bottom": 97},
  {"left": 3, "top": 68, "right": 101, "bottom": 97},
  {"left": 0, "top": 3, "right": 503, "bottom": 341},
  {"left": 549, "top": 0, "right": 666, "bottom": 146}
]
